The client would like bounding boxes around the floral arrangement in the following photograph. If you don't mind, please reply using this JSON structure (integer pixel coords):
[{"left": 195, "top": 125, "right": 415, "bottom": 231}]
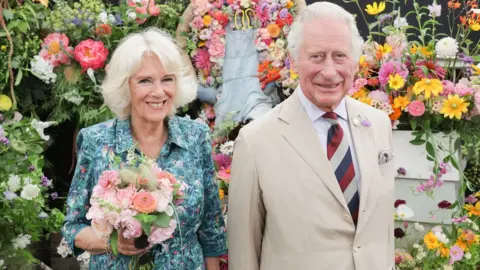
[
  {"left": 0, "top": 99, "right": 64, "bottom": 269},
  {"left": 185, "top": 0, "right": 299, "bottom": 95},
  {"left": 86, "top": 160, "right": 187, "bottom": 268},
  {"left": 393, "top": 194, "right": 480, "bottom": 269}
]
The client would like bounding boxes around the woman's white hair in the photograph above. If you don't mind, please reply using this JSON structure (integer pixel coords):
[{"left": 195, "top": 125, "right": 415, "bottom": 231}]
[
  {"left": 287, "top": 2, "right": 364, "bottom": 62},
  {"left": 102, "top": 27, "right": 197, "bottom": 119}
]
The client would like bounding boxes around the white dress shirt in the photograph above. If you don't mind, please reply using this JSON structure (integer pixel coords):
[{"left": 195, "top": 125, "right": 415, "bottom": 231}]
[{"left": 297, "top": 88, "right": 361, "bottom": 194}]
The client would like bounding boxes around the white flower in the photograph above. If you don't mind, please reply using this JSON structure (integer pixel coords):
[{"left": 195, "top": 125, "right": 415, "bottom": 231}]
[
  {"left": 30, "top": 56, "right": 57, "bottom": 84},
  {"left": 20, "top": 184, "right": 40, "bottom": 200},
  {"left": 12, "top": 234, "right": 31, "bottom": 249},
  {"left": 413, "top": 243, "right": 423, "bottom": 250},
  {"left": 220, "top": 141, "right": 235, "bottom": 155},
  {"left": 63, "top": 91, "right": 84, "bottom": 105},
  {"left": 8, "top": 174, "right": 21, "bottom": 192},
  {"left": 275, "top": 39, "right": 286, "bottom": 48},
  {"left": 465, "top": 252, "right": 472, "bottom": 259},
  {"left": 108, "top": 14, "right": 116, "bottom": 24},
  {"left": 414, "top": 222, "right": 424, "bottom": 231},
  {"left": 165, "top": 205, "right": 174, "bottom": 216},
  {"left": 435, "top": 232, "right": 449, "bottom": 244},
  {"left": 428, "top": 3, "right": 441, "bottom": 17},
  {"left": 443, "top": 265, "right": 454, "bottom": 270},
  {"left": 396, "top": 204, "right": 414, "bottom": 220},
  {"left": 86, "top": 68, "right": 97, "bottom": 85},
  {"left": 394, "top": 17, "right": 408, "bottom": 28},
  {"left": 432, "top": 225, "right": 443, "bottom": 233},
  {"left": 38, "top": 212, "right": 48, "bottom": 219},
  {"left": 240, "top": 0, "right": 250, "bottom": 8},
  {"left": 31, "top": 119, "right": 56, "bottom": 141},
  {"left": 435, "top": 37, "right": 458, "bottom": 58},
  {"left": 98, "top": 11, "right": 108, "bottom": 23},
  {"left": 415, "top": 251, "right": 426, "bottom": 261},
  {"left": 127, "top": 10, "right": 137, "bottom": 21},
  {"left": 77, "top": 251, "right": 91, "bottom": 267},
  {"left": 57, "top": 237, "right": 73, "bottom": 258}
]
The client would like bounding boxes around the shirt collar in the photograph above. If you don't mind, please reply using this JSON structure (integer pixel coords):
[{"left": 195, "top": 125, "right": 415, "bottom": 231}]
[
  {"left": 297, "top": 87, "right": 348, "bottom": 122},
  {"left": 114, "top": 116, "right": 189, "bottom": 154}
]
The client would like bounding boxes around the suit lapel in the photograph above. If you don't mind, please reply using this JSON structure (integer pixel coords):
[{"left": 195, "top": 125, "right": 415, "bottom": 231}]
[
  {"left": 279, "top": 91, "right": 350, "bottom": 212},
  {"left": 345, "top": 97, "right": 377, "bottom": 223}
]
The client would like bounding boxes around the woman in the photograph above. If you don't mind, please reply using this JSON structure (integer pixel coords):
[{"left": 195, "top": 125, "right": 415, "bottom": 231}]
[{"left": 62, "top": 28, "right": 227, "bottom": 269}]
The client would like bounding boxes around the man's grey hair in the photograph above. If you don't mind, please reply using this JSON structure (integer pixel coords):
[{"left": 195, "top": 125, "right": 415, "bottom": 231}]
[
  {"left": 102, "top": 27, "right": 197, "bottom": 119},
  {"left": 287, "top": 2, "right": 364, "bottom": 62}
]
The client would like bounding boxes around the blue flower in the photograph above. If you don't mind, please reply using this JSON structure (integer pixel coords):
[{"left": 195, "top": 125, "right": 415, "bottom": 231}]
[{"left": 4, "top": 191, "right": 17, "bottom": 200}]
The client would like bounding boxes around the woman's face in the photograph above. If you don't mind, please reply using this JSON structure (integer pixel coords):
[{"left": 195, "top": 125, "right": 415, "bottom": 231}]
[{"left": 128, "top": 54, "right": 176, "bottom": 124}]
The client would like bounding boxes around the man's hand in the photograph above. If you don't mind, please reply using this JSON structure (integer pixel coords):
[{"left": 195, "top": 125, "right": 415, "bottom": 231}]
[{"left": 117, "top": 230, "right": 147, "bottom": 256}]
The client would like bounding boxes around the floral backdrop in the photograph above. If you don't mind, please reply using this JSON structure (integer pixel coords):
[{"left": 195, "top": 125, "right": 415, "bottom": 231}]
[{"left": 1, "top": 0, "right": 480, "bottom": 269}]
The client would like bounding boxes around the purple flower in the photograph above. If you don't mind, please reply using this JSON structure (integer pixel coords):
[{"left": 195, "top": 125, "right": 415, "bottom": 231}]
[
  {"left": 28, "top": 165, "right": 36, "bottom": 172},
  {"left": 113, "top": 14, "right": 124, "bottom": 26},
  {"left": 397, "top": 167, "right": 407, "bottom": 176},
  {"left": 41, "top": 176, "right": 52, "bottom": 187},
  {"left": 378, "top": 13, "right": 394, "bottom": 26},
  {"left": 0, "top": 136, "right": 9, "bottom": 146},
  {"left": 279, "top": 8, "right": 288, "bottom": 19},
  {"left": 428, "top": 3, "right": 441, "bottom": 17},
  {"left": 4, "top": 191, "right": 17, "bottom": 200},
  {"left": 452, "top": 215, "right": 468, "bottom": 224},
  {"left": 50, "top": 192, "right": 58, "bottom": 200},
  {"left": 465, "top": 195, "right": 478, "bottom": 204},
  {"left": 71, "top": 17, "right": 82, "bottom": 25},
  {"left": 214, "top": 153, "right": 232, "bottom": 169}
]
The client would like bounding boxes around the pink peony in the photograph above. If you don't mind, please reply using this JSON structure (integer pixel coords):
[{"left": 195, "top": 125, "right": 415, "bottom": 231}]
[
  {"left": 98, "top": 170, "right": 120, "bottom": 188},
  {"left": 39, "top": 33, "right": 74, "bottom": 67},
  {"left": 407, "top": 100, "right": 425, "bottom": 117},
  {"left": 116, "top": 184, "right": 136, "bottom": 209},
  {"left": 91, "top": 218, "right": 114, "bottom": 237},
  {"left": 194, "top": 49, "right": 212, "bottom": 70},
  {"left": 208, "top": 41, "right": 225, "bottom": 58},
  {"left": 92, "top": 185, "right": 106, "bottom": 198},
  {"left": 378, "top": 61, "right": 408, "bottom": 86},
  {"left": 148, "top": 0, "right": 161, "bottom": 16},
  {"left": 148, "top": 220, "right": 177, "bottom": 244},
  {"left": 74, "top": 39, "right": 109, "bottom": 71},
  {"left": 191, "top": 16, "right": 204, "bottom": 30}
]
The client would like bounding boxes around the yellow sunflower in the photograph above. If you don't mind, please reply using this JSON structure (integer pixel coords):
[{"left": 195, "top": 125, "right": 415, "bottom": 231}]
[
  {"left": 440, "top": 94, "right": 470, "bottom": 120},
  {"left": 412, "top": 78, "right": 443, "bottom": 99},
  {"left": 365, "top": 1, "right": 386, "bottom": 15}
]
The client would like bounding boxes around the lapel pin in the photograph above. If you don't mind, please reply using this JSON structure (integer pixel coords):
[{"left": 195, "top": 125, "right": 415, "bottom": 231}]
[
  {"left": 357, "top": 114, "right": 371, "bottom": 127},
  {"left": 352, "top": 117, "right": 360, "bottom": 126}
]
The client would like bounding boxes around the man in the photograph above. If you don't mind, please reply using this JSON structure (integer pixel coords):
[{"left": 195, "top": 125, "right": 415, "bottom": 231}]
[{"left": 227, "top": 2, "right": 395, "bottom": 270}]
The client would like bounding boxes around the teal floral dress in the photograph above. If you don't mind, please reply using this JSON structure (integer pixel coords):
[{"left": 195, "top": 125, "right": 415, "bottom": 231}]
[{"left": 62, "top": 116, "right": 227, "bottom": 270}]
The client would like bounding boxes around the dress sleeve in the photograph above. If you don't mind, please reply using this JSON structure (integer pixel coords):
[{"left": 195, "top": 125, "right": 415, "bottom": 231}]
[
  {"left": 196, "top": 125, "right": 228, "bottom": 257},
  {"left": 61, "top": 129, "right": 96, "bottom": 256}
]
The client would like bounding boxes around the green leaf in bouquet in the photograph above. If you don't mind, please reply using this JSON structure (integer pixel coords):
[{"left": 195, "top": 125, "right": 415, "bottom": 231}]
[
  {"left": 134, "top": 214, "right": 157, "bottom": 224},
  {"left": 111, "top": 230, "right": 119, "bottom": 256},
  {"left": 426, "top": 141, "right": 435, "bottom": 159},
  {"left": 2, "top": 9, "right": 14, "bottom": 21},
  {"left": 153, "top": 212, "right": 171, "bottom": 228}
]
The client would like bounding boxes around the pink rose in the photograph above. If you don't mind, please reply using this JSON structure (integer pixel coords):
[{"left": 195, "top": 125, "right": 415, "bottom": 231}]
[
  {"left": 192, "top": 16, "right": 204, "bottom": 30},
  {"left": 208, "top": 42, "right": 225, "bottom": 58},
  {"left": 98, "top": 170, "right": 120, "bottom": 188},
  {"left": 407, "top": 100, "right": 426, "bottom": 117},
  {"left": 135, "top": 6, "right": 148, "bottom": 24},
  {"left": 148, "top": 220, "right": 177, "bottom": 244},
  {"left": 74, "top": 39, "right": 109, "bottom": 71},
  {"left": 151, "top": 190, "right": 172, "bottom": 212}
]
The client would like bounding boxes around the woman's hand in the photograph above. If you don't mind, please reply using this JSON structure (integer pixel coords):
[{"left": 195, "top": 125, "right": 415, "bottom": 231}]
[{"left": 117, "top": 230, "right": 147, "bottom": 256}]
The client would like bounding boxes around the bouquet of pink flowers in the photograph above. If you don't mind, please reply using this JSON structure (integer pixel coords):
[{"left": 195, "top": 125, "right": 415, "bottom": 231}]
[{"left": 86, "top": 162, "right": 187, "bottom": 259}]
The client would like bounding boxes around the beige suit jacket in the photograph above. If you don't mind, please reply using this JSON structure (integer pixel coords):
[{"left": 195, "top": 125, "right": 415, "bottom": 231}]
[{"left": 228, "top": 91, "right": 395, "bottom": 270}]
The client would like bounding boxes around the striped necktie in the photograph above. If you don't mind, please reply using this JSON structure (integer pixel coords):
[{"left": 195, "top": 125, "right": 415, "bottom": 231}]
[{"left": 323, "top": 112, "right": 360, "bottom": 225}]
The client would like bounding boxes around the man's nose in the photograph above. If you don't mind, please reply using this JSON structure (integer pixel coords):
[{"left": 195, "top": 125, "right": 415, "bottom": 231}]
[{"left": 319, "top": 56, "right": 337, "bottom": 79}]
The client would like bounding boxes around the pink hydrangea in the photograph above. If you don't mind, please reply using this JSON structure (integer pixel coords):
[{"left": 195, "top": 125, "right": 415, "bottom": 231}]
[
  {"left": 39, "top": 33, "right": 74, "bottom": 67},
  {"left": 86, "top": 205, "right": 104, "bottom": 220},
  {"left": 407, "top": 100, "right": 426, "bottom": 117},
  {"left": 118, "top": 209, "right": 143, "bottom": 239},
  {"left": 368, "top": 90, "right": 389, "bottom": 102},
  {"left": 74, "top": 39, "right": 109, "bottom": 71},
  {"left": 454, "top": 83, "right": 474, "bottom": 97},
  {"left": 116, "top": 184, "right": 136, "bottom": 209},
  {"left": 441, "top": 80, "right": 455, "bottom": 96},
  {"left": 378, "top": 61, "right": 409, "bottom": 86},
  {"left": 148, "top": 220, "right": 177, "bottom": 244}
]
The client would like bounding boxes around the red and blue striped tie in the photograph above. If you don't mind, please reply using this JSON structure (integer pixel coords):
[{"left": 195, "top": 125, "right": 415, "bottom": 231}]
[{"left": 323, "top": 112, "right": 360, "bottom": 225}]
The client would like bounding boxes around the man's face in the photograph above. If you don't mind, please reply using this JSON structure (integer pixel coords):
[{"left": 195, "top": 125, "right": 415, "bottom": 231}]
[{"left": 292, "top": 18, "right": 358, "bottom": 111}]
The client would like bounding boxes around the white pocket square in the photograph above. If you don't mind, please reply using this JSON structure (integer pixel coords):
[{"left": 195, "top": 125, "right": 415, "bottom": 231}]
[{"left": 378, "top": 150, "right": 393, "bottom": 165}]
